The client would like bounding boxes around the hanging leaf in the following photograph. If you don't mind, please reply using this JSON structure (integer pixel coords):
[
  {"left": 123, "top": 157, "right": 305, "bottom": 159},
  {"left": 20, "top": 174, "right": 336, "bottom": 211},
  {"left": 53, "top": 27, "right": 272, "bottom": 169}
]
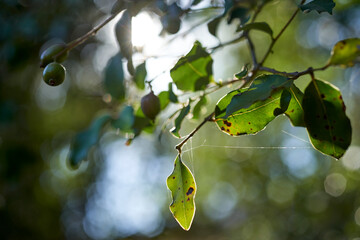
[
  {"left": 328, "top": 38, "right": 360, "bottom": 67},
  {"left": 273, "top": 89, "right": 291, "bottom": 116},
  {"left": 158, "top": 91, "right": 170, "bottom": 110},
  {"left": 111, "top": 105, "right": 134, "bottom": 132},
  {"left": 104, "top": 54, "right": 125, "bottom": 101},
  {"left": 170, "top": 41, "right": 213, "bottom": 91},
  {"left": 134, "top": 62, "right": 146, "bottom": 89},
  {"left": 300, "top": 0, "right": 335, "bottom": 14},
  {"left": 192, "top": 95, "right": 207, "bottom": 119},
  {"left": 167, "top": 155, "right": 196, "bottom": 231},
  {"left": 68, "top": 114, "right": 111, "bottom": 169},
  {"left": 236, "top": 22, "right": 273, "bottom": 37},
  {"left": 215, "top": 89, "right": 283, "bottom": 136},
  {"left": 171, "top": 102, "right": 191, "bottom": 138},
  {"left": 208, "top": 17, "right": 222, "bottom": 37},
  {"left": 225, "top": 75, "right": 292, "bottom": 118},
  {"left": 285, "top": 85, "right": 305, "bottom": 127},
  {"left": 115, "top": 10, "right": 134, "bottom": 75},
  {"left": 227, "top": 7, "right": 250, "bottom": 25},
  {"left": 168, "top": 82, "right": 178, "bottom": 103},
  {"left": 235, "top": 65, "right": 248, "bottom": 79},
  {"left": 303, "top": 79, "right": 352, "bottom": 159}
]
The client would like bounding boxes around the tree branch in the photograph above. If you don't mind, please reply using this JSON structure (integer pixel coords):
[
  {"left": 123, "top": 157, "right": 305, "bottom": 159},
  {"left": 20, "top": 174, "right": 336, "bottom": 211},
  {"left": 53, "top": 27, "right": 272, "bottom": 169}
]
[
  {"left": 245, "top": 33, "right": 257, "bottom": 67},
  {"left": 259, "top": 64, "right": 330, "bottom": 79}
]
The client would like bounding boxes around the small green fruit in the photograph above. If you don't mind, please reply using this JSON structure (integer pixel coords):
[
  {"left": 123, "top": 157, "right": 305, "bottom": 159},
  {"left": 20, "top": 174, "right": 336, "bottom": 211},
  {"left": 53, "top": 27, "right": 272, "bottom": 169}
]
[
  {"left": 141, "top": 91, "right": 161, "bottom": 120},
  {"left": 40, "top": 43, "right": 68, "bottom": 68},
  {"left": 42, "top": 62, "right": 66, "bottom": 86}
]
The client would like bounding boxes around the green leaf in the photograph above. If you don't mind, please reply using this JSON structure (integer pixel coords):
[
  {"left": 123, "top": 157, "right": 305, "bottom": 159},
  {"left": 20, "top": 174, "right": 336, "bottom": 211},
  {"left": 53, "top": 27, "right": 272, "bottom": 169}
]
[
  {"left": 104, "top": 54, "right": 125, "bottom": 101},
  {"left": 171, "top": 103, "right": 191, "bottom": 138},
  {"left": 170, "top": 41, "right": 213, "bottom": 92},
  {"left": 273, "top": 89, "right": 291, "bottom": 116},
  {"left": 300, "top": 0, "right": 335, "bottom": 14},
  {"left": 111, "top": 105, "right": 134, "bottom": 132},
  {"left": 285, "top": 85, "right": 305, "bottom": 127},
  {"left": 158, "top": 91, "right": 170, "bottom": 110},
  {"left": 68, "top": 114, "right": 111, "bottom": 169},
  {"left": 192, "top": 0, "right": 202, "bottom": 6},
  {"left": 168, "top": 82, "right": 178, "bottom": 103},
  {"left": 192, "top": 95, "right": 207, "bottom": 119},
  {"left": 207, "top": 17, "right": 221, "bottom": 37},
  {"left": 132, "top": 107, "right": 153, "bottom": 136},
  {"left": 236, "top": 22, "right": 273, "bottom": 37},
  {"left": 235, "top": 65, "right": 248, "bottom": 79},
  {"left": 225, "top": 75, "right": 292, "bottom": 118},
  {"left": 328, "top": 38, "right": 360, "bottom": 67},
  {"left": 303, "top": 79, "right": 352, "bottom": 159},
  {"left": 134, "top": 62, "right": 146, "bottom": 89},
  {"left": 167, "top": 155, "right": 196, "bottom": 231},
  {"left": 227, "top": 7, "right": 250, "bottom": 25},
  {"left": 215, "top": 89, "right": 283, "bottom": 136}
]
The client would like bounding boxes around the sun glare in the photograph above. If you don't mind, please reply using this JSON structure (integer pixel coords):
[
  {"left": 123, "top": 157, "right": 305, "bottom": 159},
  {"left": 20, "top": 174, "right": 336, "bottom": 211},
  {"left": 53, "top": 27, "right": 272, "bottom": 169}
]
[{"left": 131, "top": 12, "right": 161, "bottom": 49}]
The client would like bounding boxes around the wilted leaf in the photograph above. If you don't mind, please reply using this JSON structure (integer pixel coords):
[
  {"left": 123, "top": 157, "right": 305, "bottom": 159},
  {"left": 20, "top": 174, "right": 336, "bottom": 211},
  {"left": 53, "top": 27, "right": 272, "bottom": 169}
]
[
  {"left": 285, "top": 85, "right": 305, "bottom": 127},
  {"left": 134, "top": 62, "right": 146, "bottom": 89},
  {"left": 170, "top": 41, "right": 213, "bottom": 91},
  {"left": 237, "top": 22, "right": 273, "bottom": 37},
  {"left": 167, "top": 155, "right": 196, "bottom": 231},
  {"left": 171, "top": 102, "right": 191, "bottom": 138},
  {"left": 104, "top": 54, "right": 125, "bottom": 101},
  {"left": 303, "top": 79, "right": 352, "bottom": 159},
  {"left": 68, "top": 114, "right": 111, "bottom": 169},
  {"left": 328, "top": 38, "right": 360, "bottom": 67},
  {"left": 215, "top": 89, "right": 283, "bottom": 136},
  {"left": 112, "top": 105, "right": 134, "bottom": 132},
  {"left": 225, "top": 75, "right": 292, "bottom": 118},
  {"left": 192, "top": 95, "right": 207, "bottom": 119},
  {"left": 300, "top": 0, "right": 335, "bottom": 14}
]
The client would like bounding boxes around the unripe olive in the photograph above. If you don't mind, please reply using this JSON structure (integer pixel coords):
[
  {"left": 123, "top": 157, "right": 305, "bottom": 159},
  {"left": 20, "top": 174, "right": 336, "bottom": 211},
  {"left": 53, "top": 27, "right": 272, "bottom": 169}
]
[
  {"left": 141, "top": 91, "right": 161, "bottom": 120},
  {"left": 40, "top": 43, "right": 68, "bottom": 68},
  {"left": 42, "top": 62, "right": 66, "bottom": 86}
]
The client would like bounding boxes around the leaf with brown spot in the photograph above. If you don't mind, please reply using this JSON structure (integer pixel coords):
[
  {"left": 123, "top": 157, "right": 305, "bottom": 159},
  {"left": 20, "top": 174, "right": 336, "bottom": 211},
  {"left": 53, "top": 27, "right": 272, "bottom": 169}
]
[
  {"left": 329, "top": 38, "right": 360, "bottom": 67},
  {"left": 167, "top": 155, "right": 196, "bottom": 231},
  {"left": 303, "top": 79, "right": 352, "bottom": 159}
]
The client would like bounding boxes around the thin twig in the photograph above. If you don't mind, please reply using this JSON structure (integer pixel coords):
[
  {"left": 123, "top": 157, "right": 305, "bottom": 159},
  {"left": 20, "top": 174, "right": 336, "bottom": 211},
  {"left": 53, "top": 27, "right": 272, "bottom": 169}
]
[
  {"left": 244, "top": 33, "right": 257, "bottom": 67},
  {"left": 209, "top": 34, "right": 245, "bottom": 53},
  {"left": 259, "top": 64, "right": 330, "bottom": 79},
  {"left": 175, "top": 112, "right": 215, "bottom": 153}
]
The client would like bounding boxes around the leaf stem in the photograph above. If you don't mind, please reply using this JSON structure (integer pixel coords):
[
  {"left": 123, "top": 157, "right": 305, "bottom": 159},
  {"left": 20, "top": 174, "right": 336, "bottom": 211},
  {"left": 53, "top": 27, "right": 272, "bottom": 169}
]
[{"left": 175, "top": 112, "right": 215, "bottom": 154}]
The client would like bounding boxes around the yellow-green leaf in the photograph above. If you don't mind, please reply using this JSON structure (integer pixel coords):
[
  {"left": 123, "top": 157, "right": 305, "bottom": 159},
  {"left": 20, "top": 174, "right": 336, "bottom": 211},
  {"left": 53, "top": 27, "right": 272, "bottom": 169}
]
[
  {"left": 167, "top": 155, "right": 196, "bottom": 231},
  {"left": 329, "top": 38, "right": 360, "bottom": 67}
]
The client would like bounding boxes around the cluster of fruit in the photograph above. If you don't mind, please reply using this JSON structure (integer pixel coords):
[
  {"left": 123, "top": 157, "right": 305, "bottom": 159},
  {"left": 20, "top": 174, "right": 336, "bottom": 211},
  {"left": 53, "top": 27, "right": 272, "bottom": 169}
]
[{"left": 39, "top": 44, "right": 68, "bottom": 86}]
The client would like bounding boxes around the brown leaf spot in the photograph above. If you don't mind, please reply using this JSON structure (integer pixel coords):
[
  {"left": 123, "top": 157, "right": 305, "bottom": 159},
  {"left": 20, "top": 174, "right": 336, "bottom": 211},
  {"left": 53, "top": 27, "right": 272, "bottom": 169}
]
[
  {"left": 223, "top": 120, "right": 231, "bottom": 127},
  {"left": 290, "top": 109, "right": 294, "bottom": 113},
  {"left": 187, "top": 197, "right": 190, "bottom": 201},
  {"left": 226, "top": 129, "right": 230, "bottom": 132},
  {"left": 250, "top": 128, "right": 253, "bottom": 131},
  {"left": 221, "top": 126, "right": 225, "bottom": 131},
  {"left": 339, "top": 95, "right": 343, "bottom": 100},
  {"left": 248, "top": 122, "right": 251, "bottom": 125},
  {"left": 181, "top": 200, "right": 184, "bottom": 203},
  {"left": 186, "top": 187, "right": 194, "bottom": 196},
  {"left": 172, "top": 176, "right": 175, "bottom": 179},
  {"left": 237, "top": 132, "right": 241, "bottom": 136}
]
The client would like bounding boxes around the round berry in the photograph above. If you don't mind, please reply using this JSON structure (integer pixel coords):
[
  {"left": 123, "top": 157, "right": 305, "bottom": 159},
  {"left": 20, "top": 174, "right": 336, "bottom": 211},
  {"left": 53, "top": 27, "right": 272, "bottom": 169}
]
[
  {"left": 40, "top": 43, "right": 68, "bottom": 68},
  {"left": 42, "top": 62, "right": 66, "bottom": 86},
  {"left": 141, "top": 91, "right": 161, "bottom": 120}
]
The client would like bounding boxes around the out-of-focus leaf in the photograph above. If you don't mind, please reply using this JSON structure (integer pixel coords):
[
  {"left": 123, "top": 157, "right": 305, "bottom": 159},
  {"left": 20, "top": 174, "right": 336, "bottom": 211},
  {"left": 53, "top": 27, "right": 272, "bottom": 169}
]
[
  {"left": 104, "top": 54, "right": 125, "bottom": 101},
  {"left": 237, "top": 22, "right": 273, "bottom": 37},
  {"left": 132, "top": 107, "right": 153, "bottom": 136},
  {"left": 235, "top": 65, "right": 248, "bottom": 79},
  {"left": 208, "top": 17, "right": 222, "bottom": 37},
  {"left": 168, "top": 82, "right": 178, "bottom": 103},
  {"left": 285, "top": 85, "right": 305, "bottom": 127},
  {"left": 228, "top": 7, "right": 250, "bottom": 25},
  {"left": 300, "top": 0, "right": 335, "bottom": 14},
  {"left": 68, "top": 114, "right": 111, "bottom": 169},
  {"left": 192, "top": 0, "right": 202, "bottom": 6},
  {"left": 112, "top": 105, "right": 134, "bottom": 132},
  {"left": 158, "top": 91, "right": 170, "bottom": 110},
  {"left": 225, "top": 75, "right": 292, "bottom": 118},
  {"left": 134, "top": 62, "right": 146, "bottom": 89},
  {"left": 328, "top": 38, "right": 360, "bottom": 67},
  {"left": 303, "top": 79, "right": 352, "bottom": 159},
  {"left": 215, "top": 89, "right": 283, "bottom": 136},
  {"left": 170, "top": 41, "right": 213, "bottom": 91},
  {"left": 115, "top": 10, "right": 134, "bottom": 74},
  {"left": 192, "top": 95, "right": 207, "bottom": 119},
  {"left": 167, "top": 155, "right": 196, "bottom": 231},
  {"left": 171, "top": 102, "right": 191, "bottom": 138},
  {"left": 111, "top": 0, "right": 125, "bottom": 14}
]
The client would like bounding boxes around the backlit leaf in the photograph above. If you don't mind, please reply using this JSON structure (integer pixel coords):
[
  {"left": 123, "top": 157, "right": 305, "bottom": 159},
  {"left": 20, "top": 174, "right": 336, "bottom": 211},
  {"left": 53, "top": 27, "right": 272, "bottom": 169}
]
[
  {"left": 303, "top": 79, "right": 352, "bottom": 159},
  {"left": 192, "top": 95, "right": 207, "bottom": 119},
  {"left": 167, "top": 155, "right": 196, "bottom": 231},
  {"left": 236, "top": 22, "right": 273, "bottom": 37},
  {"left": 285, "top": 85, "right": 305, "bottom": 127},
  {"left": 215, "top": 89, "right": 283, "bottom": 136},
  {"left": 158, "top": 91, "right": 170, "bottom": 110},
  {"left": 171, "top": 102, "right": 191, "bottom": 138},
  {"left": 170, "top": 41, "right": 213, "bottom": 91},
  {"left": 69, "top": 114, "right": 111, "bottom": 169},
  {"left": 328, "top": 38, "right": 360, "bottom": 67},
  {"left": 134, "top": 62, "right": 146, "bottom": 89},
  {"left": 225, "top": 75, "right": 292, "bottom": 118},
  {"left": 104, "top": 54, "right": 125, "bottom": 101},
  {"left": 300, "top": 0, "right": 335, "bottom": 14}
]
